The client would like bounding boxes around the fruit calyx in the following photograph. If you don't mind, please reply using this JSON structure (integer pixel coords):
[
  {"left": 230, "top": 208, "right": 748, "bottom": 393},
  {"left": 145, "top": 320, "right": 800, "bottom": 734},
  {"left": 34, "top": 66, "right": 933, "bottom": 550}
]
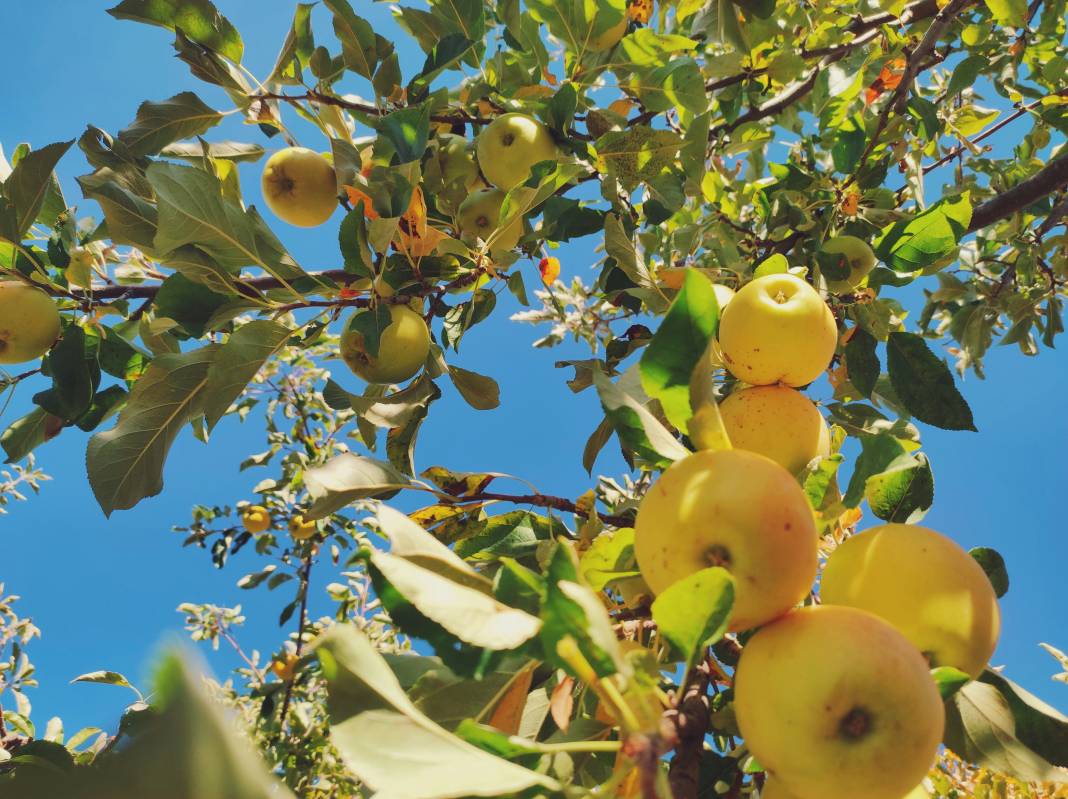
[
  {"left": 837, "top": 706, "right": 873, "bottom": 741},
  {"left": 704, "top": 544, "right": 733, "bottom": 569}
]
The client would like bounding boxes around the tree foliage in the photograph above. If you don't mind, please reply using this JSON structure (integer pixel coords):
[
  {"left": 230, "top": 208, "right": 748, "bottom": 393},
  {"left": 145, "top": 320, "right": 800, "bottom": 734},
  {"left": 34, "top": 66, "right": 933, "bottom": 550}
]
[{"left": 2, "top": 0, "right": 1068, "bottom": 796}]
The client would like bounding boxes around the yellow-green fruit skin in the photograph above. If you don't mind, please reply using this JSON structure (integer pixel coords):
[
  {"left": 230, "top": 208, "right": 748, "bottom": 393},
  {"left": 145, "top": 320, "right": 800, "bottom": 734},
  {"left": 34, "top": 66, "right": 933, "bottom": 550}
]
[
  {"left": 0, "top": 282, "right": 61, "bottom": 364},
  {"left": 241, "top": 505, "right": 271, "bottom": 534},
  {"left": 821, "top": 523, "right": 1000, "bottom": 677},
  {"left": 475, "top": 113, "right": 558, "bottom": 190},
  {"left": 718, "top": 273, "right": 837, "bottom": 387},
  {"left": 719, "top": 386, "right": 830, "bottom": 475},
  {"left": 456, "top": 188, "right": 523, "bottom": 252},
  {"left": 341, "top": 304, "right": 430, "bottom": 385},
  {"left": 289, "top": 515, "right": 317, "bottom": 541},
  {"left": 735, "top": 605, "right": 944, "bottom": 799},
  {"left": 633, "top": 449, "right": 817, "bottom": 632},
  {"left": 820, "top": 235, "right": 877, "bottom": 293},
  {"left": 261, "top": 147, "right": 338, "bottom": 228},
  {"left": 763, "top": 775, "right": 929, "bottom": 799}
]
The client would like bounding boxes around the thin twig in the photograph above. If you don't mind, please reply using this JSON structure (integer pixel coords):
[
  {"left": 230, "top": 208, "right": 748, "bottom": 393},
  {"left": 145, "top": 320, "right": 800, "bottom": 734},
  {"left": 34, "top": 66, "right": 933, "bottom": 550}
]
[
  {"left": 278, "top": 552, "right": 314, "bottom": 725},
  {"left": 447, "top": 490, "right": 633, "bottom": 527}
]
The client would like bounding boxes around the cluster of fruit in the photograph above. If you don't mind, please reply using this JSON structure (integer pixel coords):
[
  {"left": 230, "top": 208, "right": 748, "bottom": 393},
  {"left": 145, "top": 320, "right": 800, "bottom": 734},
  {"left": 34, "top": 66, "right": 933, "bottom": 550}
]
[
  {"left": 257, "top": 112, "right": 559, "bottom": 387},
  {"left": 240, "top": 503, "right": 317, "bottom": 542},
  {"left": 634, "top": 273, "right": 1000, "bottom": 799}
]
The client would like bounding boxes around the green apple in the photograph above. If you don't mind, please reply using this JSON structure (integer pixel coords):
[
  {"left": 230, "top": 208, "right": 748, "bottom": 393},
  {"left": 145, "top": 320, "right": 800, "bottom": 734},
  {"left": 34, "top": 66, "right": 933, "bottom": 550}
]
[
  {"left": 0, "top": 282, "right": 61, "bottom": 364},
  {"left": 819, "top": 236, "right": 877, "bottom": 293},
  {"left": 340, "top": 304, "right": 430, "bottom": 384},
  {"left": 261, "top": 147, "right": 338, "bottom": 228},
  {"left": 475, "top": 113, "right": 559, "bottom": 190},
  {"left": 456, "top": 188, "right": 524, "bottom": 252}
]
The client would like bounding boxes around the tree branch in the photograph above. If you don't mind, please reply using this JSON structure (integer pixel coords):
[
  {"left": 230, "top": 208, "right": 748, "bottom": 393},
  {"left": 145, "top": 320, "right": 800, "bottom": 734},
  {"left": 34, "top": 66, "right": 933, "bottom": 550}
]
[
  {"left": 665, "top": 666, "right": 711, "bottom": 799},
  {"left": 968, "top": 155, "right": 1068, "bottom": 233},
  {"left": 277, "top": 551, "right": 313, "bottom": 726},
  {"left": 448, "top": 491, "right": 633, "bottom": 527}
]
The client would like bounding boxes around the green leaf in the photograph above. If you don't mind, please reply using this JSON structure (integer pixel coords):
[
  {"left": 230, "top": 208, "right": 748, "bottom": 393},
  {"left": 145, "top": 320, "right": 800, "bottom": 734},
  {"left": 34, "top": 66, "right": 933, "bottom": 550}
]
[
  {"left": 945, "top": 677, "right": 1068, "bottom": 784},
  {"left": 117, "top": 92, "right": 222, "bottom": 157},
  {"left": 804, "top": 453, "right": 843, "bottom": 510},
  {"left": 640, "top": 269, "right": 718, "bottom": 432},
  {"left": 159, "top": 140, "right": 265, "bottom": 162},
  {"left": 147, "top": 162, "right": 308, "bottom": 284},
  {"left": 970, "top": 547, "right": 1009, "bottom": 598},
  {"left": 448, "top": 366, "right": 500, "bottom": 410},
  {"left": 1, "top": 408, "right": 60, "bottom": 463},
  {"left": 412, "top": 34, "right": 473, "bottom": 90},
  {"left": 579, "top": 527, "right": 641, "bottom": 590},
  {"left": 596, "top": 126, "right": 682, "bottom": 192},
  {"left": 377, "top": 106, "right": 431, "bottom": 165},
  {"left": 316, "top": 626, "right": 558, "bottom": 799},
  {"left": 946, "top": 55, "right": 987, "bottom": 98},
  {"left": 843, "top": 432, "right": 906, "bottom": 508},
  {"left": 153, "top": 272, "right": 233, "bottom": 337},
  {"left": 267, "top": 2, "right": 316, "bottom": 85},
  {"left": 70, "top": 670, "right": 140, "bottom": 696},
  {"left": 984, "top": 0, "right": 1027, "bottom": 26},
  {"left": 593, "top": 365, "right": 689, "bottom": 468},
  {"left": 77, "top": 169, "right": 159, "bottom": 250},
  {"left": 832, "top": 115, "right": 866, "bottom": 174},
  {"left": 844, "top": 328, "right": 880, "bottom": 397},
  {"left": 540, "top": 544, "right": 628, "bottom": 679},
  {"left": 0, "top": 140, "right": 73, "bottom": 242},
  {"left": 652, "top": 567, "right": 734, "bottom": 670},
  {"left": 874, "top": 193, "right": 972, "bottom": 272},
  {"left": 979, "top": 669, "right": 1068, "bottom": 767},
  {"left": 339, "top": 206, "right": 374, "bottom": 277},
  {"left": 887, "top": 332, "right": 977, "bottom": 431},
  {"left": 932, "top": 666, "right": 972, "bottom": 700},
  {"left": 691, "top": 0, "right": 747, "bottom": 50},
  {"left": 107, "top": 0, "right": 244, "bottom": 63},
  {"left": 202, "top": 320, "right": 291, "bottom": 431},
  {"left": 86, "top": 345, "right": 219, "bottom": 516},
  {"left": 36, "top": 326, "right": 99, "bottom": 423},
  {"left": 603, "top": 214, "right": 656, "bottom": 290},
  {"left": 618, "top": 29, "right": 698, "bottom": 66},
  {"left": 864, "top": 452, "right": 934, "bottom": 523},
  {"left": 303, "top": 453, "right": 411, "bottom": 518},
  {"left": 322, "top": 0, "right": 392, "bottom": 81}
]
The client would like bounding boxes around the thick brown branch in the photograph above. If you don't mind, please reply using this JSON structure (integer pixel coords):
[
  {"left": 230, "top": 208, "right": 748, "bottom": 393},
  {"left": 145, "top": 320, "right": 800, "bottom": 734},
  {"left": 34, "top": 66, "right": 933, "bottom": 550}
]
[
  {"left": 968, "top": 155, "right": 1068, "bottom": 233},
  {"left": 665, "top": 667, "right": 711, "bottom": 799}
]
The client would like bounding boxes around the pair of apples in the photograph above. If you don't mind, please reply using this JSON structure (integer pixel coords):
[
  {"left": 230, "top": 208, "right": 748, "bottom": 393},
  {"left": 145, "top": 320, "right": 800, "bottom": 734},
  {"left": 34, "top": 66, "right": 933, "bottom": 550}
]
[
  {"left": 634, "top": 273, "right": 997, "bottom": 799},
  {"left": 241, "top": 504, "right": 317, "bottom": 541}
]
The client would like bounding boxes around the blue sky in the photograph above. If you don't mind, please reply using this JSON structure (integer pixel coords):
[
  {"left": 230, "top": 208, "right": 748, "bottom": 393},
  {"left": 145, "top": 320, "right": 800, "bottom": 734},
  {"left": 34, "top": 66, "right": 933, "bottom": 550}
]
[{"left": 2, "top": 1, "right": 1067, "bottom": 737}]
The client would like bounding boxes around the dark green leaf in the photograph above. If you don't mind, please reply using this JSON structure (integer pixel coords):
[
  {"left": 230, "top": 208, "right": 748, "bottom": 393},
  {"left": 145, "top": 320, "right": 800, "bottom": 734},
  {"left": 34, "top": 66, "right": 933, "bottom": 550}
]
[
  {"left": 887, "top": 332, "right": 977, "bottom": 431},
  {"left": 108, "top": 0, "right": 244, "bottom": 63},
  {"left": 970, "top": 547, "right": 1009, "bottom": 598},
  {"left": 845, "top": 328, "right": 880, "bottom": 397},
  {"left": 864, "top": 452, "right": 934, "bottom": 523}
]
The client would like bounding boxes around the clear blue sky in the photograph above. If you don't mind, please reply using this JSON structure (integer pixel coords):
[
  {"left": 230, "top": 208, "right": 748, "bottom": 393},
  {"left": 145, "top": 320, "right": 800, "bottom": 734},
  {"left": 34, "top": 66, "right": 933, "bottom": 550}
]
[{"left": 2, "top": 1, "right": 1066, "bottom": 737}]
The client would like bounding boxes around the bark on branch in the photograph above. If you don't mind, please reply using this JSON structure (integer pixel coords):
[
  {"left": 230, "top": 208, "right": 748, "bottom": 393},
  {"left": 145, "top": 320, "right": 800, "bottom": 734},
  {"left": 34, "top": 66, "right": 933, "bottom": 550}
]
[{"left": 969, "top": 156, "right": 1068, "bottom": 233}]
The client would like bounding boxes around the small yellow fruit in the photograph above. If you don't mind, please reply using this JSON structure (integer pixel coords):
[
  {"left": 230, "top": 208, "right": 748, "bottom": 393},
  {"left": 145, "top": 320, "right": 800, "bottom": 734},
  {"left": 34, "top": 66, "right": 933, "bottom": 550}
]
[
  {"left": 456, "top": 188, "right": 524, "bottom": 252},
  {"left": 718, "top": 273, "right": 837, "bottom": 387},
  {"left": 289, "top": 514, "right": 317, "bottom": 541},
  {"left": 735, "top": 605, "right": 944, "bottom": 799},
  {"left": 241, "top": 505, "right": 271, "bottom": 533},
  {"left": 340, "top": 304, "right": 431, "bottom": 384},
  {"left": 0, "top": 282, "right": 61, "bottom": 365},
  {"left": 719, "top": 385, "right": 830, "bottom": 475},
  {"left": 271, "top": 653, "right": 299, "bottom": 681},
  {"left": 475, "top": 113, "right": 559, "bottom": 190},
  {"left": 634, "top": 449, "right": 818, "bottom": 631},
  {"left": 261, "top": 147, "right": 338, "bottom": 228},
  {"left": 821, "top": 523, "right": 1000, "bottom": 677},
  {"left": 819, "top": 235, "right": 877, "bottom": 293}
]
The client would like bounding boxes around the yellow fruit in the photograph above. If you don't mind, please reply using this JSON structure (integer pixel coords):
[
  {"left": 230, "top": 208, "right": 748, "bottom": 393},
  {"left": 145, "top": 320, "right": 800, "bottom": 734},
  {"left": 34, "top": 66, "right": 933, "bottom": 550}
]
[
  {"left": 261, "top": 147, "right": 338, "bottom": 228},
  {"left": 456, "top": 188, "right": 524, "bottom": 252},
  {"left": 719, "top": 386, "right": 830, "bottom": 475},
  {"left": 820, "top": 523, "right": 1000, "bottom": 677},
  {"left": 763, "top": 776, "right": 929, "bottom": 799},
  {"left": 475, "top": 113, "right": 559, "bottom": 190},
  {"left": 735, "top": 605, "right": 944, "bottom": 799},
  {"left": 718, "top": 273, "right": 837, "bottom": 387},
  {"left": 340, "top": 304, "right": 430, "bottom": 384},
  {"left": 289, "top": 514, "right": 317, "bottom": 541},
  {"left": 272, "top": 653, "right": 299, "bottom": 681},
  {"left": 0, "top": 282, "right": 61, "bottom": 365},
  {"left": 819, "top": 235, "right": 877, "bottom": 293},
  {"left": 634, "top": 449, "right": 818, "bottom": 631},
  {"left": 241, "top": 505, "right": 271, "bottom": 533}
]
